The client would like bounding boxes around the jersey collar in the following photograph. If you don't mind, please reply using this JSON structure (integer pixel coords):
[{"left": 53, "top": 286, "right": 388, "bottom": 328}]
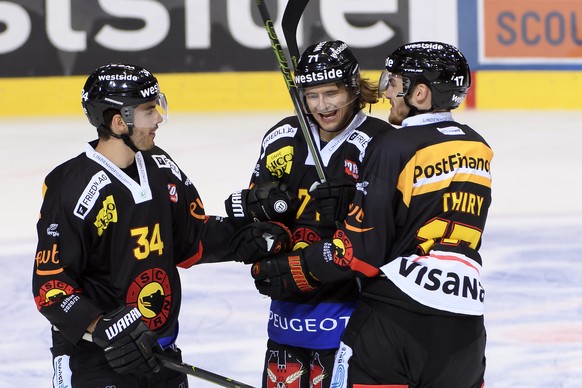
[
  {"left": 85, "top": 143, "right": 153, "bottom": 204},
  {"left": 401, "top": 112, "right": 453, "bottom": 127}
]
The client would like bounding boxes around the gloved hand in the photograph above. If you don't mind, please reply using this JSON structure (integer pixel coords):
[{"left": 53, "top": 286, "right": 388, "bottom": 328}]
[
  {"left": 225, "top": 181, "right": 297, "bottom": 225},
  {"left": 309, "top": 179, "right": 356, "bottom": 226},
  {"left": 92, "top": 306, "right": 160, "bottom": 375},
  {"left": 251, "top": 252, "right": 319, "bottom": 299},
  {"left": 229, "top": 221, "right": 293, "bottom": 264}
]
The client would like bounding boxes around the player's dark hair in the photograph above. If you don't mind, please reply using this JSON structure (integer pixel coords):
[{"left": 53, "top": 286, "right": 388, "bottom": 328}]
[{"left": 99, "top": 108, "right": 120, "bottom": 139}]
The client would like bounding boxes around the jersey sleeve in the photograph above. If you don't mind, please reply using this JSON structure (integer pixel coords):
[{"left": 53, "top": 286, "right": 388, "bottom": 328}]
[
  {"left": 249, "top": 117, "right": 298, "bottom": 187},
  {"left": 287, "top": 131, "right": 394, "bottom": 282},
  {"left": 32, "top": 175, "right": 104, "bottom": 345},
  {"left": 170, "top": 168, "right": 237, "bottom": 267}
]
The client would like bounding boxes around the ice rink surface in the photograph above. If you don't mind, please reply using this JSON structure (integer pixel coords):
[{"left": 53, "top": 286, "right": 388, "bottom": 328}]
[{"left": 1, "top": 108, "right": 581, "bottom": 387}]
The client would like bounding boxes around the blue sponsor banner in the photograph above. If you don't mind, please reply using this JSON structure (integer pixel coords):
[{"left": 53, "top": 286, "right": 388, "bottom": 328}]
[{"left": 268, "top": 300, "right": 356, "bottom": 349}]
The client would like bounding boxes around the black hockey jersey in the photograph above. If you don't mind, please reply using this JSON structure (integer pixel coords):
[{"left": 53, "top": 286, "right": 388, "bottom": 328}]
[
  {"left": 303, "top": 112, "right": 493, "bottom": 316},
  {"left": 251, "top": 111, "right": 391, "bottom": 348},
  {"left": 32, "top": 141, "right": 236, "bottom": 348}
]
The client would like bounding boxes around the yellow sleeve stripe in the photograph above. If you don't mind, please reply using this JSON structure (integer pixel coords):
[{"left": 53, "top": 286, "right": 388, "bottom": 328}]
[{"left": 397, "top": 140, "right": 493, "bottom": 206}]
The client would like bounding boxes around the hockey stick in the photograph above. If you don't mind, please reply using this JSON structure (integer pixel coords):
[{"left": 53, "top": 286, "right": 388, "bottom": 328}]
[
  {"left": 256, "top": 0, "right": 327, "bottom": 182},
  {"left": 282, "top": 0, "right": 310, "bottom": 69},
  {"left": 80, "top": 331, "right": 253, "bottom": 387},
  {"left": 156, "top": 353, "right": 255, "bottom": 388}
]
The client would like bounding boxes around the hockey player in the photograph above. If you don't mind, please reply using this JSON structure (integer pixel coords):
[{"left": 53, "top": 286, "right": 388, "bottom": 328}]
[
  {"left": 227, "top": 41, "right": 393, "bottom": 388},
  {"left": 32, "top": 63, "right": 293, "bottom": 388},
  {"left": 247, "top": 42, "right": 492, "bottom": 387}
]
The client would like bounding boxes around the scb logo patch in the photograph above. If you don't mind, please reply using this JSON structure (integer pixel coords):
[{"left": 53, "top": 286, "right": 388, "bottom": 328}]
[
  {"left": 126, "top": 268, "right": 172, "bottom": 330},
  {"left": 332, "top": 230, "right": 353, "bottom": 267}
]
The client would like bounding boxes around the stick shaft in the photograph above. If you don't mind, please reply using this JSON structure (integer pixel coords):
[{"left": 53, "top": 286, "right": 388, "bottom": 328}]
[
  {"left": 256, "top": 0, "right": 326, "bottom": 182},
  {"left": 157, "top": 353, "right": 255, "bottom": 388}
]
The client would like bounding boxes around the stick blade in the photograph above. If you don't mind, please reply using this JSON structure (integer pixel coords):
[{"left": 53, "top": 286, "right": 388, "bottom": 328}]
[{"left": 282, "top": 0, "right": 310, "bottom": 68}]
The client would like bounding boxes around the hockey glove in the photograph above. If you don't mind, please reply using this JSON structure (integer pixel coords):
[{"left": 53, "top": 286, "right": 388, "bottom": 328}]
[
  {"left": 310, "top": 179, "right": 356, "bottom": 226},
  {"left": 251, "top": 252, "right": 319, "bottom": 299},
  {"left": 229, "top": 221, "right": 293, "bottom": 264},
  {"left": 92, "top": 306, "right": 161, "bottom": 375},
  {"left": 225, "top": 181, "right": 297, "bottom": 225}
]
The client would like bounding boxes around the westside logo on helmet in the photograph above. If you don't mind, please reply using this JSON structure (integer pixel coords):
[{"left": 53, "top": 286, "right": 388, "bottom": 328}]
[
  {"left": 97, "top": 73, "right": 139, "bottom": 82},
  {"left": 140, "top": 83, "right": 159, "bottom": 98},
  {"left": 404, "top": 42, "right": 445, "bottom": 51},
  {"left": 295, "top": 68, "right": 344, "bottom": 85}
]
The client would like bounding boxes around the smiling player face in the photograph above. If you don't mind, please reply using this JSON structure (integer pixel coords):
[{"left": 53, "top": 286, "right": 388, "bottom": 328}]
[{"left": 304, "top": 83, "right": 356, "bottom": 141}]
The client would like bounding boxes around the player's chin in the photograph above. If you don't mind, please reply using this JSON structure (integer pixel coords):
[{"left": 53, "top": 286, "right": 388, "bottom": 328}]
[{"left": 137, "top": 141, "right": 156, "bottom": 151}]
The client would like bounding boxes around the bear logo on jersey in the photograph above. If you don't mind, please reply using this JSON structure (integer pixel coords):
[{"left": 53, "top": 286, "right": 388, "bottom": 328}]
[
  {"left": 292, "top": 227, "right": 321, "bottom": 250},
  {"left": 126, "top": 268, "right": 172, "bottom": 330},
  {"left": 34, "top": 280, "right": 76, "bottom": 309},
  {"left": 331, "top": 230, "right": 353, "bottom": 267}
]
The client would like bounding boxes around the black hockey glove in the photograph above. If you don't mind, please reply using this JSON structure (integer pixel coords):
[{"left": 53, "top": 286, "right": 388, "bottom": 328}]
[
  {"left": 310, "top": 179, "right": 356, "bottom": 226},
  {"left": 251, "top": 252, "right": 320, "bottom": 299},
  {"left": 225, "top": 181, "right": 297, "bottom": 226},
  {"left": 229, "top": 221, "right": 293, "bottom": 264},
  {"left": 92, "top": 306, "right": 161, "bottom": 375}
]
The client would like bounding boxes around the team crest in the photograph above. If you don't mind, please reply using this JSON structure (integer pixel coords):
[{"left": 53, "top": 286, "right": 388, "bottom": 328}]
[
  {"left": 35, "top": 280, "right": 76, "bottom": 309},
  {"left": 332, "top": 229, "right": 353, "bottom": 267},
  {"left": 292, "top": 227, "right": 321, "bottom": 250},
  {"left": 126, "top": 268, "right": 172, "bottom": 330}
]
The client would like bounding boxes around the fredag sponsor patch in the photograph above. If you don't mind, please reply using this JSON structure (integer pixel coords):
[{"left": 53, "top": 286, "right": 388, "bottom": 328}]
[{"left": 73, "top": 171, "right": 111, "bottom": 219}]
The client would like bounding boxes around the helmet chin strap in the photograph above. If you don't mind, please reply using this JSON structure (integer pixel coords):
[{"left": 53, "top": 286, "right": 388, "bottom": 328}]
[
  {"left": 97, "top": 124, "right": 141, "bottom": 153},
  {"left": 403, "top": 95, "right": 433, "bottom": 118},
  {"left": 120, "top": 132, "right": 141, "bottom": 154}
]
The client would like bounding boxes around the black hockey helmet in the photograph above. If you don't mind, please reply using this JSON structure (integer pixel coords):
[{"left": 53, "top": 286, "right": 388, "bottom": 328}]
[
  {"left": 294, "top": 40, "right": 360, "bottom": 89},
  {"left": 294, "top": 40, "right": 360, "bottom": 113},
  {"left": 379, "top": 41, "right": 471, "bottom": 110},
  {"left": 81, "top": 63, "right": 167, "bottom": 130}
]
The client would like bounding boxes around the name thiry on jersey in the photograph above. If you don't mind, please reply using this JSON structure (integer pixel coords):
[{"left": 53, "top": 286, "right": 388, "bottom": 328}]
[{"left": 443, "top": 191, "right": 485, "bottom": 216}]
